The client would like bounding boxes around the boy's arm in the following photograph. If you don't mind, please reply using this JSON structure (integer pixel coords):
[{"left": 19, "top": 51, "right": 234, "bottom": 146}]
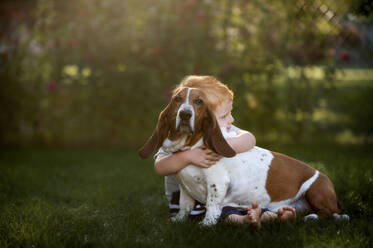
[
  {"left": 226, "top": 130, "right": 256, "bottom": 154},
  {"left": 154, "top": 147, "right": 221, "bottom": 176}
]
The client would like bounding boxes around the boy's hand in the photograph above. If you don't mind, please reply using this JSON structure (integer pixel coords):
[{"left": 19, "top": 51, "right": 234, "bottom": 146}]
[{"left": 185, "top": 146, "right": 222, "bottom": 168}]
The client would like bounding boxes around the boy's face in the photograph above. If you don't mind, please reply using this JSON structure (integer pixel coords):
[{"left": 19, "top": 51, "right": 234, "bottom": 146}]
[{"left": 214, "top": 100, "right": 234, "bottom": 131}]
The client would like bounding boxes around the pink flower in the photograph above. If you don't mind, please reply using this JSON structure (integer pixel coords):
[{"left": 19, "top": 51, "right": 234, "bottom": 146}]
[
  {"left": 340, "top": 51, "right": 350, "bottom": 61},
  {"left": 152, "top": 47, "right": 161, "bottom": 56},
  {"left": 196, "top": 11, "right": 206, "bottom": 23},
  {"left": 46, "top": 81, "right": 57, "bottom": 93},
  {"left": 183, "top": 0, "right": 197, "bottom": 8},
  {"left": 193, "top": 66, "right": 201, "bottom": 74},
  {"left": 11, "top": 11, "right": 24, "bottom": 21},
  {"left": 85, "top": 53, "right": 97, "bottom": 62},
  {"left": 0, "top": 52, "right": 8, "bottom": 61},
  {"left": 328, "top": 48, "right": 336, "bottom": 57},
  {"left": 55, "top": 38, "right": 61, "bottom": 48},
  {"left": 67, "top": 39, "right": 77, "bottom": 47}
]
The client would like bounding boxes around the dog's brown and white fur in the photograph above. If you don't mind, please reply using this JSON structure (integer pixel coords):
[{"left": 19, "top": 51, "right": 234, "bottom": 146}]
[{"left": 139, "top": 87, "right": 348, "bottom": 225}]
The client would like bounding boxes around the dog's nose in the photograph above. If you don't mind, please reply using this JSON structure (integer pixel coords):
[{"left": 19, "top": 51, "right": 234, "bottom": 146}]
[{"left": 179, "top": 110, "right": 192, "bottom": 120}]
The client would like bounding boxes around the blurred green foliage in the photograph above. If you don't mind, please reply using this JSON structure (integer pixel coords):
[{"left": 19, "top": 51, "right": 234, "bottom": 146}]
[{"left": 0, "top": 0, "right": 372, "bottom": 148}]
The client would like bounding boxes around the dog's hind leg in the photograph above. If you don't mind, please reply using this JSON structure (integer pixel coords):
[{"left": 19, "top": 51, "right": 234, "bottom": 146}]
[
  {"left": 305, "top": 173, "right": 342, "bottom": 219},
  {"left": 172, "top": 186, "right": 195, "bottom": 222}
]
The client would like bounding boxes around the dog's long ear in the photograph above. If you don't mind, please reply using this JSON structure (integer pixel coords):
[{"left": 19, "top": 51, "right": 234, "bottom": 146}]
[
  {"left": 138, "top": 104, "right": 171, "bottom": 159},
  {"left": 202, "top": 107, "right": 236, "bottom": 158}
]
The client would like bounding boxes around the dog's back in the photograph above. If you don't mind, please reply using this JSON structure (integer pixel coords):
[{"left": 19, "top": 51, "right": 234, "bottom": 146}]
[{"left": 177, "top": 145, "right": 318, "bottom": 213}]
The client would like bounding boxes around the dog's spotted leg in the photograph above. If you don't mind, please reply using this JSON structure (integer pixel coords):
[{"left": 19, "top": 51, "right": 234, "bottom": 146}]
[
  {"left": 171, "top": 186, "right": 194, "bottom": 222},
  {"left": 202, "top": 182, "right": 228, "bottom": 226},
  {"left": 201, "top": 170, "right": 230, "bottom": 226}
]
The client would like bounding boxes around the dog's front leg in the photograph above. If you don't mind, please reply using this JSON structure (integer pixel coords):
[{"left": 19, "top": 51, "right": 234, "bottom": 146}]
[
  {"left": 202, "top": 177, "right": 229, "bottom": 226},
  {"left": 171, "top": 186, "right": 195, "bottom": 222}
]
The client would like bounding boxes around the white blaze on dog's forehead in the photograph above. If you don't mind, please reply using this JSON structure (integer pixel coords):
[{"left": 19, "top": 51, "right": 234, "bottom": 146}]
[{"left": 185, "top": 88, "right": 191, "bottom": 104}]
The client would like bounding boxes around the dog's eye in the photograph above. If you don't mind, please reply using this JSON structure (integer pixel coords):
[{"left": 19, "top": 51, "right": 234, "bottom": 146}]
[
  {"left": 194, "top": 98, "right": 203, "bottom": 105},
  {"left": 175, "top": 96, "right": 183, "bottom": 102}
]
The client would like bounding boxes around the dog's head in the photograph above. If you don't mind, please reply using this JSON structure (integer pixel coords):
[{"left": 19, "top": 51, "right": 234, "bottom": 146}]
[{"left": 138, "top": 87, "right": 236, "bottom": 159}]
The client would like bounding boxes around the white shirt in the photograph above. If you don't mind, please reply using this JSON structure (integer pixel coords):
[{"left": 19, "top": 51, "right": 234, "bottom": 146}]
[{"left": 155, "top": 125, "right": 242, "bottom": 203}]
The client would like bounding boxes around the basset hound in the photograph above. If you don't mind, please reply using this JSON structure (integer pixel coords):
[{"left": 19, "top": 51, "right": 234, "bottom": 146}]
[{"left": 139, "top": 87, "right": 349, "bottom": 225}]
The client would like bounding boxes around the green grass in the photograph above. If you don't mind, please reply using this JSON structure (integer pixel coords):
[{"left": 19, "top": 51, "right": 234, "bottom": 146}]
[{"left": 0, "top": 145, "right": 372, "bottom": 248}]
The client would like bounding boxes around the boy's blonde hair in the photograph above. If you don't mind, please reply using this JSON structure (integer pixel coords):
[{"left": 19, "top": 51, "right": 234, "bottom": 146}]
[{"left": 176, "top": 75, "right": 234, "bottom": 111}]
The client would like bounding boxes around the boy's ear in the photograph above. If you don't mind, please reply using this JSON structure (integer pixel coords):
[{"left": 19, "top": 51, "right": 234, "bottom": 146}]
[
  {"left": 138, "top": 104, "right": 171, "bottom": 159},
  {"left": 202, "top": 107, "right": 236, "bottom": 158}
]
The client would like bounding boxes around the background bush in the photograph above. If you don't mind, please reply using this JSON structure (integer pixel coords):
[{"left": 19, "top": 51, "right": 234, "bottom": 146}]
[{"left": 1, "top": 0, "right": 372, "bottom": 148}]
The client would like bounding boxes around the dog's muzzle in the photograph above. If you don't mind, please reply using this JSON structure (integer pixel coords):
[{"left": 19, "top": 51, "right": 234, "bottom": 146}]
[
  {"left": 179, "top": 109, "right": 192, "bottom": 121},
  {"left": 177, "top": 109, "right": 194, "bottom": 134}
]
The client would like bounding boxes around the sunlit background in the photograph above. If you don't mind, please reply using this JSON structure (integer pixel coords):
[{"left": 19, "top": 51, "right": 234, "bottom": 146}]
[{"left": 1, "top": 0, "right": 373, "bottom": 148}]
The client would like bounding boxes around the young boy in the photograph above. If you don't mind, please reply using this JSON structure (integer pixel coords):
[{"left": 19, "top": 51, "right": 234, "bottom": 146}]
[{"left": 154, "top": 75, "right": 296, "bottom": 227}]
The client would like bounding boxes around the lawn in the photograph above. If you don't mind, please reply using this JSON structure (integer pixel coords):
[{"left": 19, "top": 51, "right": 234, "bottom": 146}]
[{"left": 0, "top": 144, "right": 372, "bottom": 248}]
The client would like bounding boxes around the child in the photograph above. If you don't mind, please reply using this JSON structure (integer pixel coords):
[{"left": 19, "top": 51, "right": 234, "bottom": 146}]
[{"left": 154, "top": 75, "right": 296, "bottom": 227}]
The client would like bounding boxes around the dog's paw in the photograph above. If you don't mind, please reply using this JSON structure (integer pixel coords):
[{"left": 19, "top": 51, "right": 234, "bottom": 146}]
[
  {"left": 171, "top": 213, "right": 187, "bottom": 222},
  {"left": 304, "top": 213, "right": 319, "bottom": 221},
  {"left": 333, "top": 213, "right": 350, "bottom": 221},
  {"left": 200, "top": 217, "right": 217, "bottom": 226}
]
